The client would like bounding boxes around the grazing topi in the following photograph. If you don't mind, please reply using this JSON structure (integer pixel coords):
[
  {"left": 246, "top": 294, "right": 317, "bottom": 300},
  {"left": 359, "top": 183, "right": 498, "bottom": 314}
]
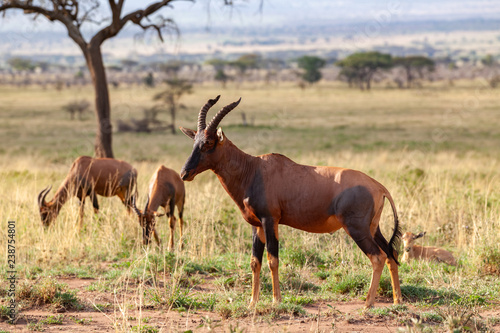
[
  {"left": 132, "top": 165, "right": 186, "bottom": 248},
  {"left": 38, "top": 156, "right": 137, "bottom": 227}
]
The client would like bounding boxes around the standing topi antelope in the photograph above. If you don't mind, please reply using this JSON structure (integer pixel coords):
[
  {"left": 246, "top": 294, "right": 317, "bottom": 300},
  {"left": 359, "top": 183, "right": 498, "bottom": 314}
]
[
  {"left": 38, "top": 156, "right": 137, "bottom": 227},
  {"left": 179, "top": 96, "right": 403, "bottom": 308},
  {"left": 401, "top": 231, "right": 457, "bottom": 266},
  {"left": 132, "top": 165, "right": 186, "bottom": 248}
]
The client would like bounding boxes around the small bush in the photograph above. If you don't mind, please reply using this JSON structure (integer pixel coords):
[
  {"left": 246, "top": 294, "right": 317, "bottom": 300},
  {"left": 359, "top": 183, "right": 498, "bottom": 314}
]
[
  {"left": 40, "top": 314, "right": 64, "bottom": 325},
  {"left": 479, "top": 247, "right": 500, "bottom": 275},
  {"left": 0, "top": 305, "right": 11, "bottom": 320},
  {"left": 283, "top": 247, "right": 325, "bottom": 268},
  {"left": 326, "top": 273, "right": 369, "bottom": 296},
  {"left": 131, "top": 324, "right": 159, "bottom": 333},
  {"left": 16, "top": 278, "right": 80, "bottom": 311}
]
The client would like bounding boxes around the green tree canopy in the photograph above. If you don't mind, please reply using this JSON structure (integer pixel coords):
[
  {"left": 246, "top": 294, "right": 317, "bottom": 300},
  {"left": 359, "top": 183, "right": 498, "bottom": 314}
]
[
  {"left": 206, "top": 58, "right": 228, "bottom": 71},
  {"left": 393, "top": 55, "right": 434, "bottom": 88},
  {"left": 228, "top": 54, "right": 262, "bottom": 86},
  {"left": 229, "top": 54, "right": 262, "bottom": 73},
  {"left": 297, "top": 55, "right": 326, "bottom": 85},
  {"left": 481, "top": 54, "right": 496, "bottom": 67},
  {"left": 336, "top": 52, "right": 392, "bottom": 90},
  {"left": 7, "top": 57, "right": 35, "bottom": 71},
  {"left": 206, "top": 58, "right": 231, "bottom": 87}
]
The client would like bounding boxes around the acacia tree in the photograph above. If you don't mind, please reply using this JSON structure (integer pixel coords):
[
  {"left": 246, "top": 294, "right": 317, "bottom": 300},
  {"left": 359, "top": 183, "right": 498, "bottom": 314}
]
[
  {"left": 393, "top": 56, "right": 434, "bottom": 88},
  {"left": 229, "top": 54, "right": 261, "bottom": 86},
  {"left": 336, "top": 52, "right": 392, "bottom": 90},
  {"left": 0, "top": 1, "right": 189, "bottom": 157},
  {"left": 297, "top": 55, "right": 326, "bottom": 85},
  {"left": 206, "top": 58, "right": 230, "bottom": 88}
]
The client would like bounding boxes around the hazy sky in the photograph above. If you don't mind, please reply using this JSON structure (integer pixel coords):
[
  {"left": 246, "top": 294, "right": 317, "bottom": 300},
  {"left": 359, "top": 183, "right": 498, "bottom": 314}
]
[{"left": 0, "top": 0, "right": 499, "bottom": 34}]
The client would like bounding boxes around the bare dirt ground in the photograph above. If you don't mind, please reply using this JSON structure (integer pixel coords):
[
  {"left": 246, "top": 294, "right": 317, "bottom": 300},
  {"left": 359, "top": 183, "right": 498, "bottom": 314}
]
[{"left": 2, "top": 278, "right": 500, "bottom": 332}]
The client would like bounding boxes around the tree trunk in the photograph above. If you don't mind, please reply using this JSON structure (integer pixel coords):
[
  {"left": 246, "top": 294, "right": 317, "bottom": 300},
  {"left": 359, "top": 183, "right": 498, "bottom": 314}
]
[
  {"left": 169, "top": 95, "right": 176, "bottom": 135},
  {"left": 406, "top": 66, "right": 412, "bottom": 89},
  {"left": 365, "top": 71, "right": 374, "bottom": 90},
  {"left": 85, "top": 43, "right": 114, "bottom": 158}
]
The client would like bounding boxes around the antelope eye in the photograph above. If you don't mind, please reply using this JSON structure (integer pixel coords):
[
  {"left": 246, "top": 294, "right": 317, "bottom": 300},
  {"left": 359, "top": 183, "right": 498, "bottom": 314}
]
[{"left": 201, "top": 140, "right": 214, "bottom": 152}]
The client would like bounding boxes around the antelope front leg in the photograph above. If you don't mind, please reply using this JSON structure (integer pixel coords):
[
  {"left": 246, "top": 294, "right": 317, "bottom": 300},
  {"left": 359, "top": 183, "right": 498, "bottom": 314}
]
[
  {"left": 249, "top": 226, "right": 265, "bottom": 308},
  {"left": 91, "top": 194, "right": 99, "bottom": 215},
  {"left": 262, "top": 217, "right": 281, "bottom": 304},
  {"left": 77, "top": 198, "right": 85, "bottom": 229},
  {"left": 178, "top": 216, "right": 185, "bottom": 250},
  {"left": 152, "top": 225, "right": 162, "bottom": 247},
  {"left": 168, "top": 215, "right": 176, "bottom": 251}
]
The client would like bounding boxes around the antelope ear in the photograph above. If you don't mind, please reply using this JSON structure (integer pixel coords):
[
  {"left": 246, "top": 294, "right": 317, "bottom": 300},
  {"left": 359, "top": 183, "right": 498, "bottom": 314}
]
[
  {"left": 154, "top": 212, "right": 166, "bottom": 217},
  {"left": 217, "top": 127, "right": 225, "bottom": 143},
  {"left": 180, "top": 127, "right": 196, "bottom": 139},
  {"left": 414, "top": 231, "right": 426, "bottom": 239}
]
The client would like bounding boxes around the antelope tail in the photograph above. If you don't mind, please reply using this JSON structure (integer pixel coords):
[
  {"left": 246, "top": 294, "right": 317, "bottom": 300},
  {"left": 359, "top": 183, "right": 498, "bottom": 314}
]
[{"left": 385, "top": 190, "right": 402, "bottom": 265}]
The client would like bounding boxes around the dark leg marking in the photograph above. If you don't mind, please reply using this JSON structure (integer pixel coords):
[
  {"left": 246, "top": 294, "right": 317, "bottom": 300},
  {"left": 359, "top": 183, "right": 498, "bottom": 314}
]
[
  {"left": 252, "top": 226, "right": 265, "bottom": 264},
  {"left": 262, "top": 217, "right": 279, "bottom": 259},
  {"left": 91, "top": 192, "right": 99, "bottom": 211}
]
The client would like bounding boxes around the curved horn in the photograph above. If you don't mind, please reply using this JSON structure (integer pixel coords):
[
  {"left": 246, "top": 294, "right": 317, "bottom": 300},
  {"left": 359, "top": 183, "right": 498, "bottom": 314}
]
[
  {"left": 132, "top": 196, "right": 142, "bottom": 217},
  {"left": 37, "top": 186, "right": 52, "bottom": 207},
  {"left": 144, "top": 195, "right": 150, "bottom": 213},
  {"left": 206, "top": 98, "right": 242, "bottom": 134},
  {"left": 198, "top": 95, "right": 221, "bottom": 131}
]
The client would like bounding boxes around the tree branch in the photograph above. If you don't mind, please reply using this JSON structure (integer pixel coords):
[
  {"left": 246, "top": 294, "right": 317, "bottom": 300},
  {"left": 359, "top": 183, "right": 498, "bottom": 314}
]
[
  {"left": 0, "top": 1, "right": 87, "bottom": 50},
  {"left": 101, "top": 0, "right": 187, "bottom": 43}
]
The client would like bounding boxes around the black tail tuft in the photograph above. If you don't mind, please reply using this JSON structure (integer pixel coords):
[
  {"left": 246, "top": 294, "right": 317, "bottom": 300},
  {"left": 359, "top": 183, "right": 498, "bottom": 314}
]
[
  {"left": 388, "top": 216, "right": 402, "bottom": 265},
  {"left": 374, "top": 228, "right": 400, "bottom": 266},
  {"left": 384, "top": 192, "right": 402, "bottom": 265}
]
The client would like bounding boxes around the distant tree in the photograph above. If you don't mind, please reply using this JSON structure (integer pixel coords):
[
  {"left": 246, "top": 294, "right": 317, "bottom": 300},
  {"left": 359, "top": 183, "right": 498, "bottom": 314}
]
[
  {"left": 36, "top": 61, "right": 50, "bottom": 72},
  {"left": 160, "top": 60, "right": 186, "bottom": 78},
  {"left": 214, "top": 69, "right": 230, "bottom": 88},
  {"left": 0, "top": 0, "right": 237, "bottom": 158},
  {"left": 229, "top": 54, "right": 261, "bottom": 85},
  {"left": 296, "top": 55, "right": 326, "bottom": 85},
  {"left": 143, "top": 72, "right": 155, "bottom": 88},
  {"left": 338, "top": 67, "right": 360, "bottom": 88},
  {"left": 75, "top": 70, "right": 85, "bottom": 79},
  {"left": 261, "top": 58, "right": 285, "bottom": 85},
  {"left": 7, "top": 57, "right": 35, "bottom": 71},
  {"left": 336, "top": 52, "right": 392, "bottom": 90},
  {"left": 480, "top": 54, "right": 499, "bottom": 88},
  {"left": 206, "top": 58, "right": 230, "bottom": 87},
  {"left": 481, "top": 54, "right": 496, "bottom": 67},
  {"left": 393, "top": 56, "right": 434, "bottom": 88},
  {"left": 154, "top": 78, "right": 193, "bottom": 134}
]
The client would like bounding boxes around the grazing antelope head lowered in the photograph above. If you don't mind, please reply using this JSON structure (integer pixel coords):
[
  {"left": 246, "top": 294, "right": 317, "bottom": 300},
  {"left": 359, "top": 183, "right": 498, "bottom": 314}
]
[
  {"left": 38, "top": 186, "right": 55, "bottom": 227},
  {"left": 132, "top": 165, "right": 186, "bottom": 249},
  {"left": 38, "top": 156, "right": 137, "bottom": 228},
  {"left": 180, "top": 96, "right": 402, "bottom": 308}
]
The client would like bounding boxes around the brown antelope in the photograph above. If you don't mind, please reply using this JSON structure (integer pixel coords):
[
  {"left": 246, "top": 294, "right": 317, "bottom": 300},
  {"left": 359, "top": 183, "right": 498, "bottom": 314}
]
[
  {"left": 401, "top": 232, "right": 457, "bottom": 266},
  {"left": 38, "top": 156, "right": 137, "bottom": 227},
  {"left": 132, "top": 165, "right": 186, "bottom": 249},
  {"left": 179, "top": 96, "right": 402, "bottom": 308}
]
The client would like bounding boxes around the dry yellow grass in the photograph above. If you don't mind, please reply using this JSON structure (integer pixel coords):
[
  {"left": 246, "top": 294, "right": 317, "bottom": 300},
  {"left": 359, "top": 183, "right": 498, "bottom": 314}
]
[{"left": 0, "top": 80, "right": 498, "bottom": 272}]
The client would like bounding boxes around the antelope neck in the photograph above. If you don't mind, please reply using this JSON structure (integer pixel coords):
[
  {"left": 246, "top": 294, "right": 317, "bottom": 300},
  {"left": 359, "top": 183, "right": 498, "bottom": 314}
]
[{"left": 212, "top": 139, "right": 259, "bottom": 204}]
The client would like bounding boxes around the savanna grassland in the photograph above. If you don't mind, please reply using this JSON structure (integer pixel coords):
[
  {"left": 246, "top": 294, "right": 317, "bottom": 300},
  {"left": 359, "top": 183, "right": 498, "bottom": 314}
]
[{"left": 0, "top": 81, "right": 499, "bottom": 332}]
